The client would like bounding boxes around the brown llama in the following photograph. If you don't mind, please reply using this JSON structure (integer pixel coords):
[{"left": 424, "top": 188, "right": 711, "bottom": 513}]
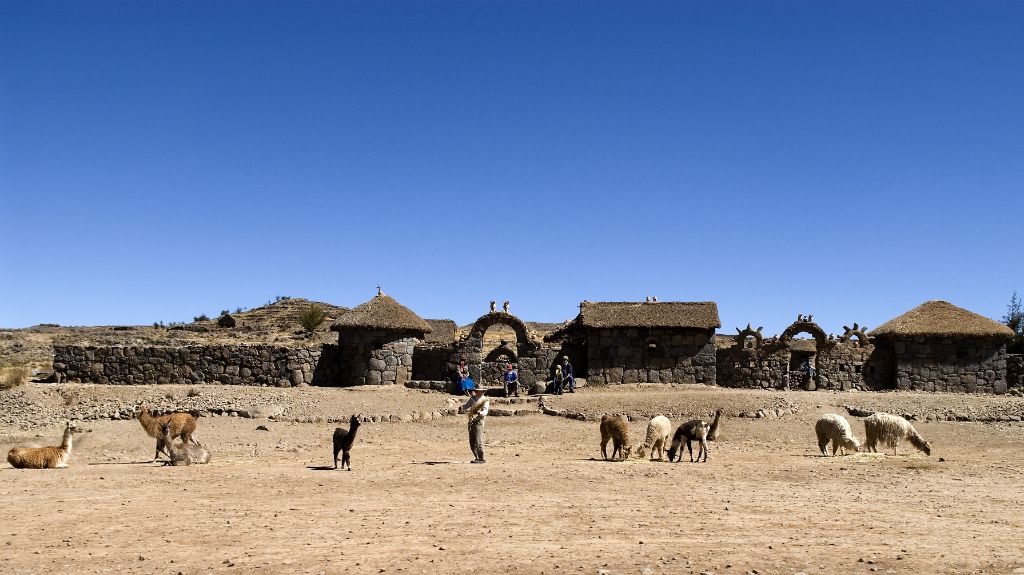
[
  {"left": 7, "top": 421, "right": 78, "bottom": 469},
  {"left": 137, "top": 404, "right": 198, "bottom": 462},
  {"left": 600, "top": 414, "right": 631, "bottom": 461},
  {"left": 332, "top": 414, "right": 362, "bottom": 470}
]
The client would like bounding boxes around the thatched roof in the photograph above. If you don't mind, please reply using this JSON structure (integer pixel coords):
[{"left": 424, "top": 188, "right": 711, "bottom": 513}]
[
  {"left": 871, "top": 300, "right": 1014, "bottom": 339},
  {"left": 788, "top": 339, "right": 818, "bottom": 353},
  {"left": 331, "top": 294, "right": 432, "bottom": 333},
  {"left": 577, "top": 301, "right": 720, "bottom": 330},
  {"left": 423, "top": 319, "right": 456, "bottom": 344}
]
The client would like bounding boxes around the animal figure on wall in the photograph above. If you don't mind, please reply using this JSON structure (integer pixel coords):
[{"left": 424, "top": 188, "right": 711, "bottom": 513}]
[
  {"left": 160, "top": 424, "right": 211, "bottom": 466},
  {"left": 137, "top": 404, "right": 199, "bottom": 462},
  {"left": 7, "top": 421, "right": 78, "bottom": 469},
  {"left": 600, "top": 414, "right": 631, "bottom": 461},
  {"left": 864, "top": 413, "right": 932, "bottom": 456},
  {"left": 814, "top": 414, "right": 861, "bottom": 457},
  {"left": 333, "top": 414, "right": 362, "bottom": 470},
  {"left": 666, "top": 419, "right": 710, "bottom": 463},
  {"left": 635, "top": 415, "right": 672, "bottom": 461}
]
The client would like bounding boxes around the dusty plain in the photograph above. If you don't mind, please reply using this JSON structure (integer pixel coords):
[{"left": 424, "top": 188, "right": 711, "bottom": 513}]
[{"left": 1, "top": 385, "right": 1023, "bottom": 575}]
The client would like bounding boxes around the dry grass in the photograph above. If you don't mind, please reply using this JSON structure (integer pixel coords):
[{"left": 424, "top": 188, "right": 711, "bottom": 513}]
[{"left": 0, "top": 366, "right": 30, "bottom": 390}]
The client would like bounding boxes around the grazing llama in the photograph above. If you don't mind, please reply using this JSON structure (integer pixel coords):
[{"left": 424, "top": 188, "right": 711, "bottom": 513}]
[
  {"left": 666, "top": 419, "right": 710, "bottom": 463},
  {"left": 137, "top": 404, "right": 198, "bottom": 462},
  {"left": 814, "top": 414, "right": 861, "bottom": 456},
  {"left": 635, "top": 415, "right": 672, "bottom": 460},
  {"left": 333, "top": 414, "right": 362, "bottom": 470},
  {"left": 600, "top": 414, "right": 631, "bottom": 461},
  {"left": 160, "top": 424, "right": 211, "bottom": 466},
  {"left": 864, "top": 413, "right": 932, "bottom": 456},
  {"left": 7, "top": 421, "right": 77, "bottom": 469}
]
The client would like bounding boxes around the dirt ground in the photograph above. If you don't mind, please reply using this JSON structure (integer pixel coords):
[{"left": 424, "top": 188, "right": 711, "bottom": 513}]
[{"left": 2, "top": 385, "right": 1023, "bottom": 575}]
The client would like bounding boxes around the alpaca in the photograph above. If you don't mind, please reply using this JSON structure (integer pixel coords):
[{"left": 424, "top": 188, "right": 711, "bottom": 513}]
[
  {"left": 332, "top": 414, "right": 362, "bottom": 470},
  {"left": 814, "top": 414, "right": 861, "bottom": 457},
  {"left": 137, "top": 404, "right": 198, "bottom": 462},
  {"left": 864, "top": 413, "right": 932, "bottom": 456},
  {"left": 635, "top": 415, "right": 672, "bottom": 460},
  {"left": 666, "top": 419, "right": 710, "bottom": 463},
  {"left": 600, "top": 414, "right": 631, "bottom": 461},
  {"left": 706, "top": 409, "right": 723, "bottom": 441},
  {"left": 160, "top": 424, "right": 211, "bottom": 466},
  {"left": 7, "top": 421, "right": 77, "bottom": 469}
]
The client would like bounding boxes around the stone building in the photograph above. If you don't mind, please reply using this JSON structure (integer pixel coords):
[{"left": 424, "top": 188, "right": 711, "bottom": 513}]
[
  {"left": 871, "top": 300, "right": 1015, "bottom": 393},
  {"left": 549, "top": 301, "right": 720, "bottom": 385},
  {"left": 329, "top": 292, "right": 431, "bottom": 387}
]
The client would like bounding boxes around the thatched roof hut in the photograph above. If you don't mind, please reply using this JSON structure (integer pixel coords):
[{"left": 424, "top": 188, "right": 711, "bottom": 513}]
[
  {"left": 578, "top": 301, "right": 721, "bottom": 330},
  {"left": 331, "top": 294, "right": 432, "bottom": 334},
  {"left": 423, "top": 319, "right": 456, "bottom": 344},
  {"left": 871, "top": 300, "right": 1013, "bottom": 339}
]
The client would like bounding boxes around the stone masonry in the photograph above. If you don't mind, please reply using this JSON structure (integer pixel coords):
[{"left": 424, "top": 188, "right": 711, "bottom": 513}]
[
  {"left": 53, "top": 345, "right": 318, "bottom": 387},
  {"left": 586, "top": 327, "right": 716, "bottom": 385}
]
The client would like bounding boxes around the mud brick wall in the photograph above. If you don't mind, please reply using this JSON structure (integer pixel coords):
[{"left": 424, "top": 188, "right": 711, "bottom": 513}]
[
  {"left": 1008, "top": 355, "right": 1023, "bottom": 389},
  {"left": 53, "top": 345, "right": 319, "bottom": 386},
  {"left": 586, "top": 328, "right": 716, "bottom": 385},
  {"left": 890, "top": 336, "right": 1009, "bottom": 393}
]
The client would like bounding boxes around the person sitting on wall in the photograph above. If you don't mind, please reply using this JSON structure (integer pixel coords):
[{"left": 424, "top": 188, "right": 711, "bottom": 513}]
[
  {"left": 457, "top": 360, "right": 473, "bottom": 395},
  {"left": 504, "top": 363, "right": 519, "bottom": 398},
  {"left": 552, "top": 364, "right": 564, "bottom": 395},
  {"left": 561, "top": 356, "right": 575, "bottom": 393}
]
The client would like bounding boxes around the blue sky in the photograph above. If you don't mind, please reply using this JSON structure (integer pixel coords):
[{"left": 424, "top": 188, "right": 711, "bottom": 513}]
[{"left": 1, "top": 1, "right": 1021, "bottom": 333}]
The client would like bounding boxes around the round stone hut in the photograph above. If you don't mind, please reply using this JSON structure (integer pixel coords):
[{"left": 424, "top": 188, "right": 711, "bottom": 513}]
[
  {"left": 330, "top": 292, "right": 431, "bottom": 386},
  {"left": 871, "top": 300, "right": 1015, "bottom": 393}
]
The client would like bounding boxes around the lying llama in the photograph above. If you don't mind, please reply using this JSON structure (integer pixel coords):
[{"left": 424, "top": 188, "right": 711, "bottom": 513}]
[
  {"left": 137, "top": 404, "right": 198, "bottom": 462},
  {"left": 864, "top": 412, "right": 932, "bottom": 456},
  {"left": 7, "top": 421, "right": 77, "bottom": 469},
  {"left": 814, "top": 414, "right": 860, "bottom": 457},
  {"left": 160, "top": 424, "right": 211, "bottom": 466},
  {"left": 635, "top": 415, "right": 672, "bottom": 461},
  {"left": 666, "top": 419, "right": 710, "bottom": 463},
  {"left": 332, "top": 414, "right": 362, "bottom": 470},
  {"left": 600, "top": 414, "right": 631, "bottom": 461}
]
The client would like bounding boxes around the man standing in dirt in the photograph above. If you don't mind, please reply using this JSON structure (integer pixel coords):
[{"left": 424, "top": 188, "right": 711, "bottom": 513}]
[{"left": 458, "top": 385, "right": 489, "bottom": 464}]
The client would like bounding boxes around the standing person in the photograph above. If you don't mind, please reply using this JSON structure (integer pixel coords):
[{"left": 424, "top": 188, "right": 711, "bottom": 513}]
[
  {"left": 503, "top": 363, "right": 519, "bottom": 397},
  {"left": 552, "top": 364, "right": 564, "bottom": 395},
  {"left": 458, "top": 385, "right": 489, "bottom": 463},
  {"left": 561, "top": 356, "right": 575, "bottom": 393}
]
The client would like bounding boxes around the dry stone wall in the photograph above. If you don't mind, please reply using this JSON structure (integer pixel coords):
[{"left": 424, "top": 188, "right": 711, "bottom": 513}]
[
  {"left": 891, "top": 337, "right": 1008, "bottom": 393},
  {"left": 335, "top": 329, "right": 418, "bottom": 387},
  {"left": 53, "top": 345, "right": 318, "bottom": 387},
  {"left": 586, "top": 328, "right": 716, "bottom": 385},
  {"left": 717, "top": 340, "right": 894, "bottom": 391},
  {"left": 1008, "top": 355, "right": 1023, "bottom": 389}
]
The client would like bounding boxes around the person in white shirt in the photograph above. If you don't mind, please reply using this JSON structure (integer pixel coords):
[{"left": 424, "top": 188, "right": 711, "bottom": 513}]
[{"left": 458, "top": 385, "right": 490, "bottom": 463}]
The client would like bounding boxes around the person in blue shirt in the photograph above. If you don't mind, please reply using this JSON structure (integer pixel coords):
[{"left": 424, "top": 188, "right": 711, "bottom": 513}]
[
  {"left": 561, "top": 356, "right": 575, "bottom": 393},
  {"left": 503, "top": 363, "right": 519, "bottom": 397}
]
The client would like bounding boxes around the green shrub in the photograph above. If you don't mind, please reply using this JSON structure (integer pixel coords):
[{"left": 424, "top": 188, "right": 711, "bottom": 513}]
[
  {"left": 1, "top": 366, "right": 29, "bottom": 390},
  {"left": 299, "top": 303, "right": 329, "bottom": 332},
  {"left": 193, "top": 314, "right": 210, "bottom": 322}
]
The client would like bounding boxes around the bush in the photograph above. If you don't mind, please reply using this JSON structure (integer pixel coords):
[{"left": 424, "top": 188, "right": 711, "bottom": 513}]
[
  {"left": 299, "top": 303, "right": 329, "bottom": 332},
  {"left": 1, "top": 366, "right": 29, "bottom": 390},
  {"left": 193, "top": 314, "right": 210, "bottom": 322}
]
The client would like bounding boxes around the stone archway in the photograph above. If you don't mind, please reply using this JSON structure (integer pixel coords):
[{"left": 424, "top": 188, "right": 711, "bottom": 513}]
[
  {"left": 778, "top": 315, "right": 829, "bottom": 390},
  {"left": 458, "top": 311, "right": 540, "bottom": 389}
]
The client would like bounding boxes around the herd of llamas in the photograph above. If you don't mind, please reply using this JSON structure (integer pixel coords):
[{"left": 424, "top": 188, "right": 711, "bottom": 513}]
[{"left": 6, "top": 397, "right": 932, "bottom": 470}]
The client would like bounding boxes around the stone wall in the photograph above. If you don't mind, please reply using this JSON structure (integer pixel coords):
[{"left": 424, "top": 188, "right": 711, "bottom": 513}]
[
  {"left": 53, "top": 345, "right": 318, "bottom": 386},
  {"left": 411, "top": 344, "right": 451, "bottom": 382},
  {"left": 585, "top": 328, "right": 716, "bottom": 385},
  {"left": 716, "top": 340, "right": 894, "bottom": 391},
  {"left": 1008, "top": 355, "right": 1024, "bottom": 389},
  {"left": 336, "top": 329, "right": 418, "bottom": 387},
  {"left": 890, "top": 336, "right": 1008, "bottom": 393}
]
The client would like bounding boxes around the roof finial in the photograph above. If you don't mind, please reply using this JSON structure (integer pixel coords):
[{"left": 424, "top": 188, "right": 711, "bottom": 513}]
[{"left": 376, "top": 285, "right": 382, "bottom": 296}]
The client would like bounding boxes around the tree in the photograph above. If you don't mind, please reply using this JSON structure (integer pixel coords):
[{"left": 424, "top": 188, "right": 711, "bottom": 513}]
[
  {"left": 299, "top": 303, "right": 328, "bottom": 333},
  {"left": 1004, "top": 291, "right": 1024, "bottom": 354}
]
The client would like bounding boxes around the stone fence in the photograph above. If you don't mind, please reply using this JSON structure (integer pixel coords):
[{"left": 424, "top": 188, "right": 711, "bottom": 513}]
[
  {"left": 53, "top": 345, "right": 319, "bottom": 387},
  {"left": 1008, "top": 354, "right": 1023, "bottom": 389}
]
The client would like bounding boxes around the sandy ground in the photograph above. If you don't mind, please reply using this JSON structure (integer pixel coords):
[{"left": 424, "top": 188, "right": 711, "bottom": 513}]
[{"left": 2, "top": 386, "right": 1024, "bottom": 575}]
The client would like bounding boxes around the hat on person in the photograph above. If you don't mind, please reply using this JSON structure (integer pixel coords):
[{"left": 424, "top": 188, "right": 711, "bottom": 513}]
[{"left": 506, "top": 363, "right": 513, "bottom": 370}]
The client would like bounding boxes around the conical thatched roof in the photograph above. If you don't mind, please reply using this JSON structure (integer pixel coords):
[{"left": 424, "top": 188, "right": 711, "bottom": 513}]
[
  {"left": 331, "top": 294, "right": 432, "bottom": 333},
  {"left": 578, "top": 301, "right": 721, "bottom": 329},
  {"left": 871, "top": 300, "right": 1014, "bottom": 339}
]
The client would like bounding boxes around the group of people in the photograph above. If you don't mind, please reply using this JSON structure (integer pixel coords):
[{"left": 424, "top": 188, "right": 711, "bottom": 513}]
[
  {"left": 453, "top": 355, "right": 576, "bottom": 464},
  {"left": 455, "top": 356, "right": 575, "bottom": 398}
]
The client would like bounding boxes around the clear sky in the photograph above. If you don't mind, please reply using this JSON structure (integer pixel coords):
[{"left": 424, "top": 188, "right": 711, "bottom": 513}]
[{"left": 1, "top": 1, "right": 1021, "bottom": 334}]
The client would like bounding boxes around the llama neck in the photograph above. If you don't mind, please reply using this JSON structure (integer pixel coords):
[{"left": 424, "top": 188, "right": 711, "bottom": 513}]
[
  {"left": 707, "top": 411, "right": 721, "bottom": 439},
  {"left": 61, "top": 427, "right": 73, "bottom": 452}
]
